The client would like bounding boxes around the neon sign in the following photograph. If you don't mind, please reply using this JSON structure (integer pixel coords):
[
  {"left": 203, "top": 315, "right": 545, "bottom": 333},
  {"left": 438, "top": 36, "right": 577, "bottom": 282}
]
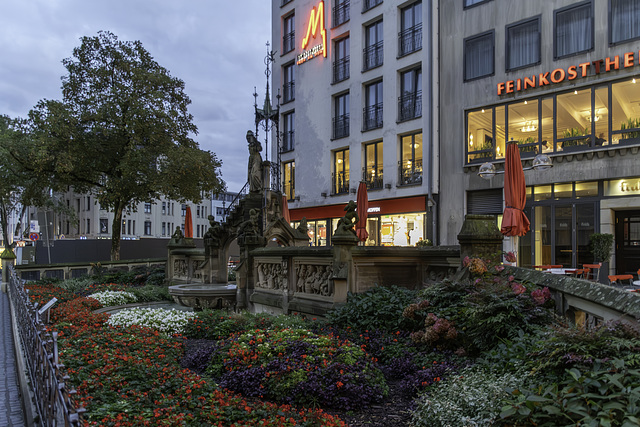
[{"left": 297, "top": 1, "right": 326, "bottom": 65}]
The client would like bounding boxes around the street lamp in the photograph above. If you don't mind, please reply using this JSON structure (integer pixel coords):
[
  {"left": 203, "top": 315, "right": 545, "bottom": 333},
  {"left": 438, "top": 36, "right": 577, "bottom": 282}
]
[{"left": 478, "top": 153, "right": 553, "bottom": 179}]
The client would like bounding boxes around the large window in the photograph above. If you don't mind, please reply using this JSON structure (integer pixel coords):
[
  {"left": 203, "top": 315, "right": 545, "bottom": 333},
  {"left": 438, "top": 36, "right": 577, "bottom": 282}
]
[
  {"left": 464, "top": 31, "right": 494, "bottom": 81},
  {"left": 611, "top": 0, "right": 640, "bottom": 44},
  {"left": 333, "top": 37, "right": 350, "bottom": 83},
  {"left": 363, "top": 0, "right": 382, "bottom": 12},
  {"left": 464, "top": 0, "right": 492, "bottom": 7},
  {"left": 399, "top": 2, "right": 422, "bottom": 56},
  {"left": 333, "top": 0, "right": 350, "bottom": 27},
  {"left": 144, "top": 202, "right": 152, "bottom": 214},
  {"left": 364, "top": 141, "right": 383, "bottom": 190},
  {"left": 399, "top": 133, "right": 422, "bottom": 186},
  {"left": 333, "top": 92, "right": 350, "bottom": 139},
  {"left": 144, "top": 221, "right": 152, "bottom": 236},
  {"left": 283, "top": 111, "right": 295, "bottom": 152},
  {"left": 364, "top": 20, "right": 383, "bottom": 71},
  {"left": 506, "top": 17, "right": 540, "bottom": 71},
  {"left": 283, "top": 161, "right": 295, "bottom": 201},
  {"left": 283, "top": 63, "right": 295, "bottom": 103},
  {"left": 554, "top": 2, "right": 593, "bottom": 59},
  {"left": 333, "top": 149, "right": 350, "bottom": 194},
  {"left": 399, "top": 67, "right": 422, "bottom": 122},
  {"left": 283, "top": 14, "right": 295, "bottom": 53},
  {"left": 363, "top": 80, "right": 383, "bottom": 131}
]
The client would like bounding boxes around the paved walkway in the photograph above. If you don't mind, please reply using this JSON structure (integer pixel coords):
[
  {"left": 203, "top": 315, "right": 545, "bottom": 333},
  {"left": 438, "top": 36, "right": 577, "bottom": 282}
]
[{"left": 0, "top": 288, "right": 26, "bottom": 427}]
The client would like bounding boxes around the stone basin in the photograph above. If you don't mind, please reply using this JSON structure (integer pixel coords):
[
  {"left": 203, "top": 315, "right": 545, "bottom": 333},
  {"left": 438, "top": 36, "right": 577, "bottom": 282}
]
[{"left": 168, "top": 283, "right": 237, "bottom": 311}]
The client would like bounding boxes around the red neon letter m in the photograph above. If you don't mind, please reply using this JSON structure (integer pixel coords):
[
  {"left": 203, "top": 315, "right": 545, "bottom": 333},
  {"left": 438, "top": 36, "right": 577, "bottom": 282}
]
[{"left": 301, "top": 1, "right": 327, "bottom": 57}]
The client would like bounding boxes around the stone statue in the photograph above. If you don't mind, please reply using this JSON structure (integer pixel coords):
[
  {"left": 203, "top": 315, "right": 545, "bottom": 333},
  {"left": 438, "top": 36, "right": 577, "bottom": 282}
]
[
  {"left": 239, "top": 208, "right": 260, "bottom": 238},
  {"left": 296, "top": 217, "right": 309, "bottom": 236},
  {"left": 247, "top": 130, "right": 263, "bottom": 193},
  {"left": 169, "top": 226, "right": 184, "bottom": 245},
  {"left": 203, "top": 215, "right": 224, "bottom": 247},
  {"left": 334, "top": 200, "right": 359, "bottom": 236}
]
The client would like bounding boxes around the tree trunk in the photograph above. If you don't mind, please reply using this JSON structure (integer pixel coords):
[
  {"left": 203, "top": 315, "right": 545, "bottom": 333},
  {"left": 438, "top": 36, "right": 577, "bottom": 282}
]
[
  {"left": 110, "top": 200, "right": 126, "bottom": 261},
  {"left": 12, "top": 205, "right": 27, "bottom": 247},
  {"left": 0, "top": 202, "right": 9, "bottom": 249}
]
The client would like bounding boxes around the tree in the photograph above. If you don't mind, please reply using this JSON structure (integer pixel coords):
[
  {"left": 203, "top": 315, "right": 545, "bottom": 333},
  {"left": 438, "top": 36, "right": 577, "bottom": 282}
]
[{"left": 25, "top": 31, "right": 225, "bottom": 260}]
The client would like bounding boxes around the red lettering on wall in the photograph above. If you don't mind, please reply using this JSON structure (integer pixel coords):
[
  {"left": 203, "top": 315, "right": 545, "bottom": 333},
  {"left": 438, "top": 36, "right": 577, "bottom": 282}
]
[
  {"left": 497, "top": 82, "right": 505, "bottom": 95},
  {"left": 592, "top": 59, "right": 603, "bottom": 74},
  {"left": 567, "top": 65, "right": 578, "bottom": 80},
  {"left": 506, "top": 80, "right": 514, "bottom": 93},
  {"left": 625, "top": 52, "right": 634, "bottom": 68},
  {"left": 516, "top": 79, "right": 521, "bottom": 91},
  {"left": 523, "top": 76, "right": 536, "bottom": 89},
  {"left": 606, "top": 55, "right": 620, "bottom": 71},
  {"left": 578, "top": 62, "right": 589, "bottom": 77},
  {"left": 538, "top": 72, "right": 550, "bottom": 86},
  {"left": 550, "top": 68, "right": 566, "bottom": 84}
]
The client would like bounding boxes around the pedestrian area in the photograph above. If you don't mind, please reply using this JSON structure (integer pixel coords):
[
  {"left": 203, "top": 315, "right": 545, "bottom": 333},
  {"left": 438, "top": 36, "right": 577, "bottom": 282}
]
[{"left": 0, "top": 289, "right": 26, "bottom": 427}]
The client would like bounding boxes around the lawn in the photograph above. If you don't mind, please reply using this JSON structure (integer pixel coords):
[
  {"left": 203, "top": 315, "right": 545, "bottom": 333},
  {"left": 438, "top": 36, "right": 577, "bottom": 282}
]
[{"left": 24, "top": 259, "right": 640, "bottom": 426}]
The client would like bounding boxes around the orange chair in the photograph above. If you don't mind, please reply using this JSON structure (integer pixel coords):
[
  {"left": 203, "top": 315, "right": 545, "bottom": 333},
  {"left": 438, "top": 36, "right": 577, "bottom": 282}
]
[
  {"left": 583, "top": 263, "right": 602, "bottom": 282},
  {"left": 608, "top": 275, "right": 634, "bottom": 286}
]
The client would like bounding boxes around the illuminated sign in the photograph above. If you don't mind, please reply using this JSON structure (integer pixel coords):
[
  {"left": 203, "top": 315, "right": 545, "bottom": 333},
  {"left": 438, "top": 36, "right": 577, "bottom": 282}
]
[
  {"left": 297, "top": 1, "right": 326, "bottom": 65},
  {"left": 497, "top": 51, "right": 640, "bottom": 96},
  {"left": 604, "top": 177, "right": 640, "bottom": 197},
  {"left": 367, "top": 207, "right": 381, "bottom": 213}
]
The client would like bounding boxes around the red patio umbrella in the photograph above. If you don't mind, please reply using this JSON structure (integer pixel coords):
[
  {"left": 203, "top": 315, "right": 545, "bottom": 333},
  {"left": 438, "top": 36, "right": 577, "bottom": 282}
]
[
  {"left": 355, "top": 181, "right": 369, "bottom": 242},
  {"left": 184, "top": 206, "right": 193, "bottom": 238},
  {"left": 501, "top": 141, "right": 530, "bottom": 237},
  {"left": 282, "top": 194, "right": 291, "bottom": 224}
]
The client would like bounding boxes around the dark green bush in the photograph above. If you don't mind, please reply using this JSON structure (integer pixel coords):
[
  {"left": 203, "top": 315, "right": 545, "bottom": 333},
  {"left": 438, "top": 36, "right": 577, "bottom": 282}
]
[
  {"left": 183, "top": 310, "right": 278, "bottom": 340},
  {"left": 129, "top": 284, "right": 171, "bottom": 302}
]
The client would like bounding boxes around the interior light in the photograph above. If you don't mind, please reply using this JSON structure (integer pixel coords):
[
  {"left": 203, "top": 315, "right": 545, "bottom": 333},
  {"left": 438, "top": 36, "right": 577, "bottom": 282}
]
[
  {"left": 524, "top": 100, "right": 528, "bottom": 105},
  {"left": 634, "top": 78, "right": 637, "bottom": 84},
  {"left": 481, "top": 109, "right": 485, "bottom": 113},
  {"left": 574, "top": 90, "right": 578, "bottom": 94}
]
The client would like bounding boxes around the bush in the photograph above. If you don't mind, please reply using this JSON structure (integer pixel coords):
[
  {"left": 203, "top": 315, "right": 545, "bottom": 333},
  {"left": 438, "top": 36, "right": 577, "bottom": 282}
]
[
  {"left": 183, "top": 310, "right": 277, "bottom": 340},
  {"left": 326, "top": 285, "right": 420, "bottom": 332},
  {"left": 129, "top": 284, "right": 171, "bottom": 302}
]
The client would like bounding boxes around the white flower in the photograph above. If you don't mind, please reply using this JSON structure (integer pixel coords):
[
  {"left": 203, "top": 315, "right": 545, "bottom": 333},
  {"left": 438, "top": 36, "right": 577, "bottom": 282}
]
[
  {"left": 88, "top": 290, "right": 137, "bottom": 307},
  {"left": 107, "top": 307, "right": 197, "bottom": 335}
]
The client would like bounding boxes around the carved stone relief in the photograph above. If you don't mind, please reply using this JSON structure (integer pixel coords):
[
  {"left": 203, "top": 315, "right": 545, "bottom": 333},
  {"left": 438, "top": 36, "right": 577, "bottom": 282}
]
[
  {"left": 295, "top": 264, "right": 333, "bottom": 297},
  {"left": 174, "top": 259, "right": 187, "bottom": 277},
  {"left": 256, "top": 262, "right": 286, "bottom": 290}
]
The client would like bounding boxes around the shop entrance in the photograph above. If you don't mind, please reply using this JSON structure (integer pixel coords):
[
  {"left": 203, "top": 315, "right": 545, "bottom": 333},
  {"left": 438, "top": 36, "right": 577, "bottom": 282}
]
[{"left": 614, "top": 210, "right": 640, "bottom": 275}]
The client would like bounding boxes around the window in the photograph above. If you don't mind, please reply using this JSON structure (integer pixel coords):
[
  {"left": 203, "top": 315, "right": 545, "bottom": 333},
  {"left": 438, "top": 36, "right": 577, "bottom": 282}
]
[
  {"left": 283, "top": 14, "right": 295, "bottom": 54},
  {"left": 554, "top": 2, "right": 593, "bottom": 59},
  {"left": 399, "top": 2, "right": 422, "bottom": 56},
  {"left": 611, "top": 0, "right": 640, "bottom": 44},
  {"left": 363, "top": 20, "right": 383, "bottom": 71},
  {"left": 181, "top": 204, "right": 187, "bottom": 217},
  {"left": 506, "top": 17, "right": 540, "bottom": 70},
  {"left": 333, "top": 149, "right": 350, "bottom": 194},
  {"left": 162, "top": 222, "right": 166, "bottom": 236},
  {"left": 162, "top": 201, "right": 166, "bottom": 215},
  {"left": 333, "top": 92, "right": 350, "bottom": 139},
  {"left": 283, "top": 111, "right": 295, "bottom": 152},
  {"left": 464, "top": 0, "right": 492, "bottom": 7},
  {"left": 197, "top": 206, "right": 201, "bottom": 218},
  {"left": 399, "top": 67, "right": 422, "bottom": 121},
  {"left": 364, "top": 141, "right": 383, "bottom": 190},
  {"left": 144, "top": 221, "right": 152, "bottom": 236},
  {"left": 86, "top": 196, "right": 90, "bottom": 211},
  {"left": 333, "top": 37, "right": 350, "bottom": 83},
  {"left": 333, "top": 0, "right": 350, "bottom": 27},
  {"left": 363, "top": 80, "right": 383, "bottom": 131},
  {"left": 399, "top": 133, "right": 422, "bottom": 186},
  {"left": 283, "top": 161, "right": 295, "bottom": 201},
  {"left": 144, "top": 203, "right": 152, "bottom": 214},
  {"left": 86, "top": 219, "right": 90, "bottom": 234},
  {"left": 100, "top": 218, "right": 108, "bottom": 234},
  {"left": 283, "top": 63, "right": 295, "bottom": 103},
  {"left": 464, "top": 31, "right": 494, "bottom": 81},
  {"left": 363, "top": 0, "right": 382, "bottom": 12}
]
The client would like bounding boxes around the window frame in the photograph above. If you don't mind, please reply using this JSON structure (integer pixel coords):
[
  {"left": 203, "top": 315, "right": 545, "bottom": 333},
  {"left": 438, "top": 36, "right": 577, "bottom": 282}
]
[
  {"left": 399, "top": 1, "right": 422, "bottom": 57},
  {"left": 333, "top": 36, "right": 350, "bottom": 83},
  {"left": 283, "top": 13, "right": 296, "bottom": 54},
  {"left": 463, "top": 30, "right": 495, "bottom": 82},
  {"left": 333, "top": 148, "right": 350, "bottom": 195},
  {"left": 333, "top": 92, "right": 350, "bottom": 139},
  {"left": 283, "top": 62, "right": 295, "bottom": 103},
  {"left": 364, "top": 140, "right": 384, "bottom": 190},
  {"left": 399, "top": 67, "right": 422, "bottom": 122},
  {"left": 282, "top": 110, "right": 295, "bottom": 152},
  {"left": 363, "top": 80, "right": 383, "bottom": 131},
  {"left": 463, "top": 0, "right": 493, "bottom": 9},
  {"left": 553, "top": 0, "right": 594, "bottom": 60},
  {"left": 283, "top": 160, "right": 295, "bottom": 201},
  {"left": 609, "top": 0, "right": 640, "bottom": 45},
  {"left": 505, "top": 15, "right": 541, "bottom": 72},
  {"left": 363, "top": 19, "right": 384, "bottom": 71}
]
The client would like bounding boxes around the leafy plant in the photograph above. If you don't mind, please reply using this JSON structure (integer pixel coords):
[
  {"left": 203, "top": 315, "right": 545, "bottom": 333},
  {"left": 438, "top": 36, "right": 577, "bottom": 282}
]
[
  {"left": 620, "top": 117, "right": 640, "bottom": 139},
  {"left": 590, "top": 232, "right": 614, "bottom": 262},
  {"left": 415, "top": 239, "right": 433, "bottom": 247}
]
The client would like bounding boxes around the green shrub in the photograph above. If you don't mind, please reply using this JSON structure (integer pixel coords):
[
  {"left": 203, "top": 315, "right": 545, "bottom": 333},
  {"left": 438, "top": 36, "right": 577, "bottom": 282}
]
[
  {"left": 326, "top": 285, "right": 420, "bottom": 332},
  {"left": 55, "top": 277, "right": 95, "bottom": 293},
  {"left": 129, "top": 284, "right": 171, "bottom": 302},
  {"left": 183, "top": 310, "right": 277, "bottom": 340}
]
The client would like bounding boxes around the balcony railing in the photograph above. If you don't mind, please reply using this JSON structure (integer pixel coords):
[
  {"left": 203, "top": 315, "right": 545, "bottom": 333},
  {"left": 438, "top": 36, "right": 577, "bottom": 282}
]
[
  {"left": 363, "top": 168, "right": 384, "bottom": 190},
  {"left": 363, "top": 0, "right": 383, "bottom": 12},
  {"left": 332, "top": 171, "right": 350, "bottom": 195},
  {"left": 333, "top": 56, "right": 350, "bottom": 83},
  {"left": 398, "top": 23, "right": 422, "bottom": 57},
  {"left": 363, "top": 103, "right": 383, "bottom": 131},
  {"left": 282, "top": 131, "right": 295, "bottom": 152},
  {"left": 398, "top": 159, "right": 423, "bottom": 186},
  {"left": 333, "top": 114, "right": 350, "bottom": 139},
  {"left": 398, "top": 91, "right": 422, "bottom": 122},
  {"left": 332, "top": 0, "right": 350, "bottom": 27},
  {"left": 283, "top": 32, "right": 295, "bottom": 53},
  {"left": 283, "top": 82, "right": 295, "bottom": 103},
  {"left": 363, "top": 41, "right": 383, "bottom": 71}
]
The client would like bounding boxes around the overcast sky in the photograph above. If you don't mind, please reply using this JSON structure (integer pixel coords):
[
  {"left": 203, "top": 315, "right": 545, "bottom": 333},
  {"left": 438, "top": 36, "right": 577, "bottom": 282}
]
[{"left": 0, "top": 0, "right": 272, "bottom": 193}]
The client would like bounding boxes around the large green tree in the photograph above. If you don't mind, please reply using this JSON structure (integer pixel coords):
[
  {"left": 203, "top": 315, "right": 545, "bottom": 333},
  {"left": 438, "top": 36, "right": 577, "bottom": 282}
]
[{"left": 24, "top": 31, "right": 225, "bottom": 260}]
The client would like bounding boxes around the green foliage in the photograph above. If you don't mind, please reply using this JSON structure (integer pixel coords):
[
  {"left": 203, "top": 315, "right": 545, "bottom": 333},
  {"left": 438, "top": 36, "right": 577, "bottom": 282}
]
[
  {"left": 56, "top": 277, "right": 95, "bottom": 293},
  {"left": 415, "top": 239, "right": 433, "bottom": 247},
  {"left": 326, "top": 285, "right": 421, "bottom": 332},
  {"left": 590, "top": 233, "right": 615, "bottom": 262},
  {"left": 620, "top": 117, "right": 640, "bottom": 139},
  {"left": 128, "top": 285, "right": 171, "bottom": 302},
  {"left": 183, "top": 310, "right": 278, "bottom": 340}
]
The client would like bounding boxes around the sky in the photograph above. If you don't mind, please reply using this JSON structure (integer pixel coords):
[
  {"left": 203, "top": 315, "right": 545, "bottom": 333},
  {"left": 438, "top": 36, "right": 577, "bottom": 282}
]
[{"left": 0, "top": 0, "right": 272, "bottom": 193}]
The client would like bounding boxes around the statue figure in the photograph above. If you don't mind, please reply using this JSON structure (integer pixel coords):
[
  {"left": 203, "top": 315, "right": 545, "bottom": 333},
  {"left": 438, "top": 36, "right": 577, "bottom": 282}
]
[
  {"left": 239, "top": 208, "right": 260, "bottom": 238},
  {"left": 247, "top": 130, "right": 263, "bottom": 193},
  {"left": 169, "top": 226, "right": 184, "bottom": 245},
  {"left": 203, "top": 215, "right": 224, "bottom": 247},
  {"left": 334, "top": 200, "right": 359, "bottom": 236},
  {"left": 296, "top": 217, "right": 309, "bottom": 236}
]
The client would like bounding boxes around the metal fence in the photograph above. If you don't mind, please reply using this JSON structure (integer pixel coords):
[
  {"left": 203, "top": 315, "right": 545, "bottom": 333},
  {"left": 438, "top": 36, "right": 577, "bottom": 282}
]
[{"left": 7, "top": 265, "right": 85, "bottom": 426}]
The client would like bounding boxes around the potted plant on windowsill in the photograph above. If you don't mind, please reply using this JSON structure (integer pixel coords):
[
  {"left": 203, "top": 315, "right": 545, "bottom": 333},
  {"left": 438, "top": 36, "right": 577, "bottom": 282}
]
[
  {"left": 618, "top": 118, "right": 640, "bottom": 145},
  {"left": 517, "top": 136, "right": 538, "bottom": 158},
  {"left": 561, "top": 127, "right": 590, "bottom": 152},
  {"left": 589, "top": 233, "right": 614, "bottom": 283}
]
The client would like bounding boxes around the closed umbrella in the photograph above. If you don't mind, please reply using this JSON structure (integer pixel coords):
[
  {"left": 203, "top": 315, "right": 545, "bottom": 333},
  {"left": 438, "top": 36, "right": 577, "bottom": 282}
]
[
  {"left": 501, "top": 141, "right": 530, "bottom": 237},
  {"left": 282, "top": 194, "right": 291, "bottom": 224},
  {"left": 355, "top": 181, "right": 369, "bottom": 242},
  {"left": 184, "top": 206, "right": 193, "bottom": 238}
]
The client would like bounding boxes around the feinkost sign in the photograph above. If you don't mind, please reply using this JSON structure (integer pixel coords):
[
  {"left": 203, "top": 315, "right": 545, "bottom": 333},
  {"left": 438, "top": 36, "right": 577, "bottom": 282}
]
[
  {"left": 497, "top": 51, "right": 640, "bottom": 96},
  {"left": 297, "top": 1, "right": 326, "bottom": 65}
]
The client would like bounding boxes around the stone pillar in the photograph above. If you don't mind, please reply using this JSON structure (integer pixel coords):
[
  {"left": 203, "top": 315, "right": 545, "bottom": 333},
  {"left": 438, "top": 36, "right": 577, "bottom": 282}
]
[
  {"left": 457, "top": 214, "right": 504, "bottom": 265},
  {"left": 331, "top": 233, "right": 358, "bottom": 304},
  {"left": 1, "top": 248, "right": 17, "bottom": 293},
  {"left": 236, "top": 235, "right": 267, "bottom": 309}
]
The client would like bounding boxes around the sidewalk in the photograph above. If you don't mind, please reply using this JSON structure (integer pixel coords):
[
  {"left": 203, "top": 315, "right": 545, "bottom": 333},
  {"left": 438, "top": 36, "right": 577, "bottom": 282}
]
[{"left": 0, "top": 288, "right": 26, "bottom": 427}]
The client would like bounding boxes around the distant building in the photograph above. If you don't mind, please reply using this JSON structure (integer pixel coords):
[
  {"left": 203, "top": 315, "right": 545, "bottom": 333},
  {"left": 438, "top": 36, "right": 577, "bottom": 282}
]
[{"left": 211, "top": 191, "right": 239, "bottom": 223}]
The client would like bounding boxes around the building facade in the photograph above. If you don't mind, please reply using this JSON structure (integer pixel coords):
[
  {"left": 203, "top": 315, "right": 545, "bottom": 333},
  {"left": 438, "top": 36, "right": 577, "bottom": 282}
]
[
  {"left": 440, "top": 0, "right": 640, "bottom": 274},
  {"left": 272, "top": 0, "right": 439, "bottom": 247}
]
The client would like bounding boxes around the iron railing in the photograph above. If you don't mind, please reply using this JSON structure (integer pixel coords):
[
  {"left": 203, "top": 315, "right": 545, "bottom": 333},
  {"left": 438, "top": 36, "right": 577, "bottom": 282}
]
[
  {"left": 363, "top": 168, "right": 384, "bottom": 190},
  {"left": 283, "top": 82, "right": 295, "bottom": 103},
  {"left": 363, "top": 103, "right": 383, "bottom": 131},
  {"left": 283, "top": 32, "right": 295, "bottom": 54},
  {"left": 7, "top": 265, "right": 86, "bottom": 426},
  {"left": 398, "top": 158, "right": 423, "bottom": 186},
  {"left": 398, "top": 23, "right": 422, "bottom": 56},
  {"left": 333, "top": 114, "right": 350, "bottom": 139},
  {"left": 363, "top": 41, "right": 383, "bottom": 71},
  {"left": 363, "top": 0, "right": 383, "bottom": 12},
  {"left": 398, "top": 90, "right": 422, "bottom": 122},
  {"left": 223, "top": 181, "right": 249, "bottom": 219},
  {"left": 333, "top": 56, "right": 350, "bottom": 83},
  {"left": 332, "top": 0, "right": 350, "bottom": 27},
  {"left": 332, "top": 171, "right": 350, "bottom": 195}
]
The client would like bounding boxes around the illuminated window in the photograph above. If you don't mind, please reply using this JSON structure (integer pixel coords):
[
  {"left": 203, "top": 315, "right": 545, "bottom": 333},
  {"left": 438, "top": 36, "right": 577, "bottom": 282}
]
[
  {"left": 464, "top": 31, "right": 494, "bottom": 81},
  {"left": 363, "top": 20, "right": 383, "bottom": 71},
  {"left": 612, "top": 79, "right": 640, "bottom": 144},
  {"left": 283, "top": 161, "right": 295, "bottom": 201},
  {"left": 283, "top": 14, "right": 295, "bottom": 53},
  {"left": 467, "top": 107, "right": 494, "bottom": 162},
  {"left": 333, "top": 36, "right": 350, "bottom": 83},
  {"left": 399, "top": 1, "right": 422, "bottom": 56},
  {"left": 557, "top": 88, "right": 591, "bottom": 151},
  {"left": 554, "top": 2, "right": 593, "bottom": 59},
  {"left": 399, "top": 67, "right": 422, "bottom": 122},
  {"left": 363, "top": 80, "right": 383, "bottom": 131},
  {"left": 399, "top": 133, "right": 422, "bottom": 186},
  {"left": 506, "top": 17, "right": 540, "bottom": 71},
  {"left": 283, "top": 63, "right": 295, "bottom": 103},
  {"left": 333, "top": 92, "right": 350, "bottom": 139},
  {"left": 364, "top": 141, "right": 383, "bottom": 190},
  {"left": 611, "top": 0, "right": 640, "bottom": 44},
  {"left": 283, "top": 111, "right": 295, "bottom": 152},
  {"left": 333, "top": 148, "right": 350, "bottom": 194}
]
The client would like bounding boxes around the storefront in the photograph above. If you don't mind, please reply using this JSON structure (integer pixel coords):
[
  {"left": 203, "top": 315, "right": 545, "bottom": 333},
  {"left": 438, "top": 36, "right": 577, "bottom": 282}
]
[{"left": 289, "top": 196, "right": 429, "bottom": 247}]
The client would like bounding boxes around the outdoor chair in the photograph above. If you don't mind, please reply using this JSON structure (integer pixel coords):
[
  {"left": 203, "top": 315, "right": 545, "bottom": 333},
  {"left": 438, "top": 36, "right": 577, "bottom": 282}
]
[
  {"left": 608, "top": 275, "right": 634, "bottom": 287},
  {"left": 583, "top": 263, "right": 602, "bottom": 282}
]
